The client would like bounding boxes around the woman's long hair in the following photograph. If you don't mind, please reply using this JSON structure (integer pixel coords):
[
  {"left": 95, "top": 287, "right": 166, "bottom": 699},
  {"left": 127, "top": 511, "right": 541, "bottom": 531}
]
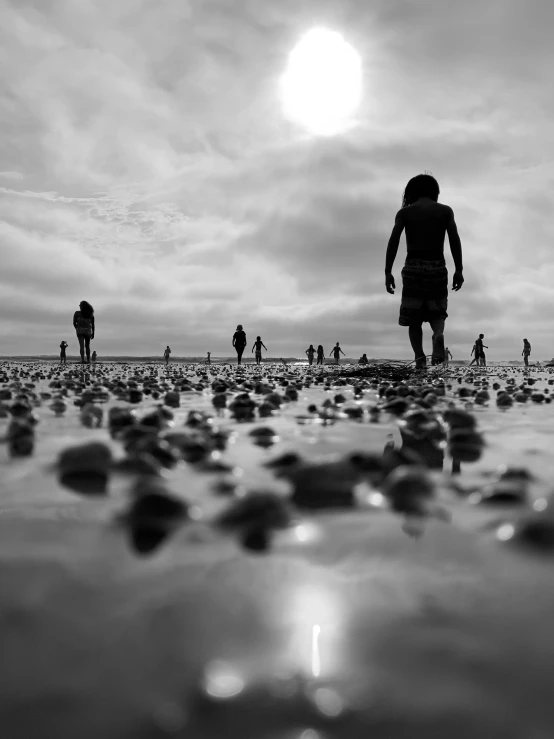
[
  {"left": 401, "top": 173, "right": 440, "bottom": 208},
  {"left": 79, "top": 301, "right": 94, "bottom": 319}
]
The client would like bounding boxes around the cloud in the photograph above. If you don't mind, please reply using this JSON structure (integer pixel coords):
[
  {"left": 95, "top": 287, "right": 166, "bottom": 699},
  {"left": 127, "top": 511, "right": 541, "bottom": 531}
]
[{"left": 1, "top": 0, "right": 554, "bottom": 357}]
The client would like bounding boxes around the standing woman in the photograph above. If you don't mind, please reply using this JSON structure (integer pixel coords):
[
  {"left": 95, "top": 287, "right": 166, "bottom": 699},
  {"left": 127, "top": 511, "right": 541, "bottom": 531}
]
[
  {"left": 305, "top": 344, "right": 315, "bottom": 365},
  {"left": 316, "top": 345, "right": 325, "bottom": 365},
  {"left": 232, "top": 324, "right": 247, "bottom": 365},
  {"left": 73, "top": 301, "right": 95, "bottom": 364}
]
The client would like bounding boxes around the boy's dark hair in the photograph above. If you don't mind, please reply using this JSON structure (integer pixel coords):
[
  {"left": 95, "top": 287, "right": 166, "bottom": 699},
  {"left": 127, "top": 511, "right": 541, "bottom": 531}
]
[
  {"left": 79, "top": 300, "right": 94, "bottom": 319},
  {"left": 402, "top": 174, "right": 440, "bottom": 208},
  {"left": 479, "top": 334, "right": 484, "bottom": 338}
]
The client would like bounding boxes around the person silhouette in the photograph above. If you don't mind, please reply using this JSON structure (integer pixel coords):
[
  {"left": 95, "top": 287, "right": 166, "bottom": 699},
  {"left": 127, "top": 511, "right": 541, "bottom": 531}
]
[
  {"left": 164, "top": 346, "right": 171, "bottom": 365},
  {"left": 305, "top": 344, "right": 315, "bottom": 365},
  {"left": 476, "top": 334, "right": 488, "bottom": 366},
  {"left": 59, "top": 340, "right": 68, "bottom": 365},
  {"left": 316, "top": 345, "right": 325, "bottom": 365},
  {"left": 329, "top": 342, "right": 345, "bottom": 365},
  {"left": 233, "top": 324, "right": 247, "bottom": 365},
  {"left": 522, "top": 338, "right": 531, "bottom": 367},
  {"left": 91, "top": 350, "right": 97, "bottom": 368},
  {"left": 73, "top": 301, "right": 95, "bottom": 365},
  {"left": 206, "top": 352, "right": 211, "bottom": 365},
  {"left": 384, "top": 173, "right": 464, "bottom": 369},
  {"left": 251, "top": 336, "right": 267, "bottom": 365},
  {"left": 444, "top": 347, "right": 453, "bottom": 367},
  {"left": 358, "top": 353, "right": 369, "bottom": 364}
]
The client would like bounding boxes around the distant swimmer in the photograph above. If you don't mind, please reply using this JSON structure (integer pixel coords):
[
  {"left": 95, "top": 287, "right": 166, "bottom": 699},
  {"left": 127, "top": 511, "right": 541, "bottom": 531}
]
[
  {"left": 305, "top": 344, "right": 315, "bottom": 365},
  {"left": 522, "top": 338, "right": 531, "bottom": 367},
  {"left": 60, "top": 341, "right": 68, "bottom": 365},
  {"left": 73, "top": 301, "right": 95, "bottom": 365},
  {"left": 316, "top": 345, "right": 325, "bottom": 365},
  {"left": 358, "top": 353, "right": 369, "bottom": 364},
  {"left": 233, "top": 324, "right": 247, "bottom": 365},
  {"left": 384, "top": 173, "right": 464, "bottom": 370},
  {"left": 164, "top": 346, "right": 171, "bottom": 365},
  {"left": 252, "top": 336, "right": 267, "bottom": 365},
  {"left": 330, "top": 342, "right": 346, "bottom": 365}
]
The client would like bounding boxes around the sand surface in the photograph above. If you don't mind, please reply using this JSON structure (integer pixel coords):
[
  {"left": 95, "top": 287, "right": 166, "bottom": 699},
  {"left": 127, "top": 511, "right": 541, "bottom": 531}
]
[{"left": 1, "top": 361, "right": 554, "bottom": 739}]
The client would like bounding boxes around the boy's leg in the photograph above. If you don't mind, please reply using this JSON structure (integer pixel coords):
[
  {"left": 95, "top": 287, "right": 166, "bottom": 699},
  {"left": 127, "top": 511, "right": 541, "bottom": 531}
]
[
  {"left": 429, "top": 318, "right": 445, "bottom": 364},
  {"left": 408, "top": 322, "right": 425, "bottom": 365}
]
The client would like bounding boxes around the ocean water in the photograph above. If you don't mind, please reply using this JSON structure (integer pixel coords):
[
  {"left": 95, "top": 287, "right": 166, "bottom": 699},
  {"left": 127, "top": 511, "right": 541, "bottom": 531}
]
[{"left": 1, "top": 361, "right": 554, "bottom": 738}]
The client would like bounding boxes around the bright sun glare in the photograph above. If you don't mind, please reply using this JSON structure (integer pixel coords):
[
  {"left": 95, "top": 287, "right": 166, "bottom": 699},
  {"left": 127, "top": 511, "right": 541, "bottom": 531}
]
[{"left": 280, "top": 28, "right": 362, "bottom": 136}]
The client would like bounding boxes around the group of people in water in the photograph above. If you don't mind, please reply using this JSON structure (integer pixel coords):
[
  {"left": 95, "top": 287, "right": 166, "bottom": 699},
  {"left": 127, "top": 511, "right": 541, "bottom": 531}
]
[{"left": 60, "top": 176, "right": 535, "bottom": 372}]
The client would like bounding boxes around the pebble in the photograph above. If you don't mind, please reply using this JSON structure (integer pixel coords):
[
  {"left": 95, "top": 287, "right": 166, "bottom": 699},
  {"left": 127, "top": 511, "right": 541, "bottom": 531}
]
[{"left": 57, "top": 441, "right": 113, "bottom": 495}]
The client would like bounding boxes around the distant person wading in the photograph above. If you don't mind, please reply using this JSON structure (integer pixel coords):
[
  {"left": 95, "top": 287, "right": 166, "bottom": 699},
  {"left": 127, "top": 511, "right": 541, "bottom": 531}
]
[
  {"left": 306, "top": 344, "right": 316, "bottom": 365},
  {"left": 233, "top": 325, "right": 247, "bottom": 365},
  {"left": 73, "top": 301, "right": 95, "bottom": 365}
]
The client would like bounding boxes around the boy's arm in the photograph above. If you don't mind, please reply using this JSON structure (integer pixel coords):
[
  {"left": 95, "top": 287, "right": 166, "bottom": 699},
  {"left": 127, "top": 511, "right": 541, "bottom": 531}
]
[
  {"left": 446, "top": 206, "right": 463, "bottom": 272},
  {"left": 262, "top": 343, "right": 267, "bottom": 350},
  {"left": 385, "top": 210, "right": 404, "bottom": 274}
]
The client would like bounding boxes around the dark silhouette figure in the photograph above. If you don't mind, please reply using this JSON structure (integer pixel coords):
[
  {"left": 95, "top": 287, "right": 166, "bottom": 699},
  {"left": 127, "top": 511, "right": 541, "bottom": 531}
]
[
  {"left": 59, "top": 341, "right": 68, "bottom": 365},
  {"left": 206, "top": 352, "right": 211, "bottom": 365},
  {"left": 233, "top": 324, "right": 247, "bottom": 365},
  {"left": 305, "top": 344, "right": 315, "bottom": 365},
  {"left": 91, "top": 350, "right": 97, "bottom": 366},
  {"left": 358, "top": 353, "right": 369, "bottom": 364},
  {"left": 316, "top": 345, "right": 325, "bottom": 365},
  {"left": 445, "top": 347, "right": 453, "bottom": 366},
  {"left": 251, "top": 336, "right": 267, "bottom": 365},
  {"left": 384, "top": 174, "right": 464, "bottom": 369},
  {"left": 73, "top": 301, "right": 94, "bottom": 364},
  {"left": 329, "top": 342, "right": 345, "bottom": 365},
  {"left": 164, "top": 346, "right": 171, "bottom": 365},
  {"left": 522, "top": 338, "right": 531, "bottom": 367},
  {"left": 469, "top": 334, "right": 488, "bottom": 367}
]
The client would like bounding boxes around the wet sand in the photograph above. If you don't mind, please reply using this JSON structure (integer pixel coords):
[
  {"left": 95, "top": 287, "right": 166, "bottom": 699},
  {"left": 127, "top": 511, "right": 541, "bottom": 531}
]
[{"left": 1, "top": 361, "right": 554, "bottom": 739}]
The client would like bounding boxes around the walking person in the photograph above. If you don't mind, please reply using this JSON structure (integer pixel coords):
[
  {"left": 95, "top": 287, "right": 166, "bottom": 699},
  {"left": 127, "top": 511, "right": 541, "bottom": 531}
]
[
  {"left": 233, "top": 324, "right": 247, "bottom": 365},
  {"left": 476, "top": 334, "right": 488, "bottom": 366},
  {"left": 73, "top": 301, "right": 95, "bottom": 365},
  {"left": 330, "top": 342, "right": 346, "bottom": 365},
  {"left": 305, "top": 344, "right": 316, "bottom": 365},
  {"left": 316, "top": 345, "right": 325, "bottom": 365},
  {"left": 59, "top": 340, "right": 68, "bottom": 365},
  {"left": 444, "top": 347, "right": 453, "bottom": 367},
  {"left": 522, "top": 338, "right": 531, "bottom": 367},
  {"left": 384, "top": 173, "right": 464, "bottom": 369},
  {"left": 164, "top": 346, "right": 171, "bottom": 365},
  {"left": 251, "top": 336, "right": 267, "bottom": 365}
]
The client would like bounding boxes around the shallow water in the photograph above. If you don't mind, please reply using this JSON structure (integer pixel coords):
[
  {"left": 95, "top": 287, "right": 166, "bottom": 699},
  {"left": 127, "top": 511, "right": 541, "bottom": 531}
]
[{"left": 1, "top": 361, "right": 554, "bottom": 739}]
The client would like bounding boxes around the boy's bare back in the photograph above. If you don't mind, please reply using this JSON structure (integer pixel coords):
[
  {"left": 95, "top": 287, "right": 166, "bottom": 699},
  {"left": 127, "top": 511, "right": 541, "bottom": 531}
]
[{"left": 401, "top": 201, "right": 456, "bottom": 259}]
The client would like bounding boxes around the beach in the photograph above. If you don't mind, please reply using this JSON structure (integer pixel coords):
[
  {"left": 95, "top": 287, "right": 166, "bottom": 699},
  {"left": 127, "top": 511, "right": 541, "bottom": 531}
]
[{"left": 1, "top": 360, "right": 554, "bottom": 738}]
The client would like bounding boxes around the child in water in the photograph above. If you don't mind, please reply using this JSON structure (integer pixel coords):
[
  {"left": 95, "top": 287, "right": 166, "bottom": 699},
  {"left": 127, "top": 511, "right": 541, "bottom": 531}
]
[
  {"left": 330, "top": 342, "right": 345, "bottom": 365},
  {"left": 60, "top": 341, "right": 68, "bottom": 365},
  {"left": 358, "top": 353, "right": 369, "bottom": 364},
  {"left": 316, "top": 345, "right": 325, "bottom": 365},
  {"left": 251, "top": 336, "right": 267, "bottom": 365},
  {"left": 384, "top": 174, "right": 464, "bottom": 369},
  {"left": 305, "top": 345, "right": 315, "bottom": 365}
]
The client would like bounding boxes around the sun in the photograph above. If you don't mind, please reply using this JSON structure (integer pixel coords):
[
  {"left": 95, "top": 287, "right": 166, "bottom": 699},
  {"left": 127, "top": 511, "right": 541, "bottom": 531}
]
[{"left": 280, "top": 28, "right": 362, "bottom": 136}]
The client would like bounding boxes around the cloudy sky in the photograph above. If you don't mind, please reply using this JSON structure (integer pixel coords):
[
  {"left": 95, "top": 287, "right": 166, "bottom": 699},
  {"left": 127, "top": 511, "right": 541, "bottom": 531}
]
[{"left": 1, "top": 0, "right": 553, "bottom": 359}]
